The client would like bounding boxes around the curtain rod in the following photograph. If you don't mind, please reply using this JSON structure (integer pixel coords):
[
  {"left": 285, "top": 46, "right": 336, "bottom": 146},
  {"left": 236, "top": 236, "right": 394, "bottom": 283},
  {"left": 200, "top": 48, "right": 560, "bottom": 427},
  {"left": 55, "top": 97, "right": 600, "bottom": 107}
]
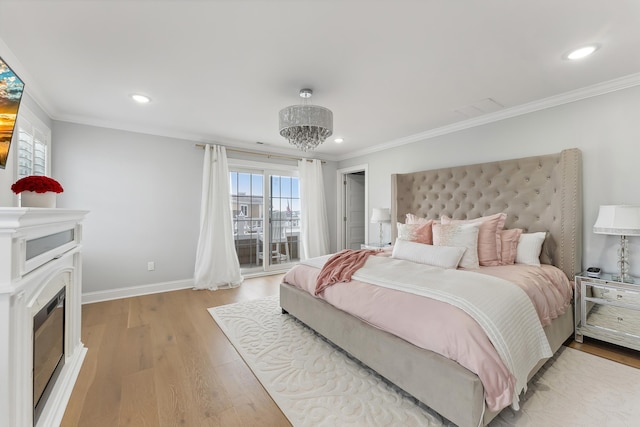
[{"left": 194, "top": 143, "right": 325, "bottom": 163}]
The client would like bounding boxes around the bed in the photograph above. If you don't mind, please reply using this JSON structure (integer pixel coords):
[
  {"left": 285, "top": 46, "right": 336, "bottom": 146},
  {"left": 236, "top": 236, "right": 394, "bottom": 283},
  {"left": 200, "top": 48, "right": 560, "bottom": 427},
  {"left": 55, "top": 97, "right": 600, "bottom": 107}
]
[{"left": 279, "top": 148, "right": 582, "bottom": 427}]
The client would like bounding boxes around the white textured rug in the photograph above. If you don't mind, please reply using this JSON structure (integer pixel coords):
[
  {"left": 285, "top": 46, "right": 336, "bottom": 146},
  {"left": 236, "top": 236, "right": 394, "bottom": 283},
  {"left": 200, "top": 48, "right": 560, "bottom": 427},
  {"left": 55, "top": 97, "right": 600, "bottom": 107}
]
[{"left": 209, "top": 296, "right": 640, "bottom": 427}]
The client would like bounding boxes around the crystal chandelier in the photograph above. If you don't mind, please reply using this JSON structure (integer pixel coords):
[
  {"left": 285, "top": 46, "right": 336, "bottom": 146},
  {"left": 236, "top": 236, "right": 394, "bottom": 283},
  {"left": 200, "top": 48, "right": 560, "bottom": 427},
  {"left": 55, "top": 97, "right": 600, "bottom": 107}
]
[{"left": 279, "top": 89, "right": 333, "bottom": 151}]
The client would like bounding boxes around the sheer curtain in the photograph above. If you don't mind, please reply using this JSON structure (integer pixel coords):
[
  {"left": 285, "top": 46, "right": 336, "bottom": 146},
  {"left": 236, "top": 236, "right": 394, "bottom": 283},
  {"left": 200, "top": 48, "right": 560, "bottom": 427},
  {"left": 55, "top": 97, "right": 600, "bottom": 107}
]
[
  {"left": 194, "top": 145, "right": 243, "bottom": 290},
  {"left": 298, "top": 159, "right": 330, "bottom": 259}
]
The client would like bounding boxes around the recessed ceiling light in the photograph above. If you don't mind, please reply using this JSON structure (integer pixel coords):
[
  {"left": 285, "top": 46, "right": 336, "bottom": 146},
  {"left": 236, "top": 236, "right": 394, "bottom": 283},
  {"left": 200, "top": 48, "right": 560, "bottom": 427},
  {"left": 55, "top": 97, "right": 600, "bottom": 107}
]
[
  {"left": 334, "top": 138, "right": 344, "bottom": 143},
  {"left": 565, "top": 45, "right": 599, "bottom": 60},
  {"left": 131, "top": 94, "right": 151, "bottom": 103}
]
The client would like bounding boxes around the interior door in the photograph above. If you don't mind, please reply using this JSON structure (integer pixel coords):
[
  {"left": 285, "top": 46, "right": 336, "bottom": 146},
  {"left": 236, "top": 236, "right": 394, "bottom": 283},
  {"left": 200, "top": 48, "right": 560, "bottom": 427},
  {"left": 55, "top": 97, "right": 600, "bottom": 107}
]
[{"left": 345, "top": 173, "right": 365, "bottom": 250}]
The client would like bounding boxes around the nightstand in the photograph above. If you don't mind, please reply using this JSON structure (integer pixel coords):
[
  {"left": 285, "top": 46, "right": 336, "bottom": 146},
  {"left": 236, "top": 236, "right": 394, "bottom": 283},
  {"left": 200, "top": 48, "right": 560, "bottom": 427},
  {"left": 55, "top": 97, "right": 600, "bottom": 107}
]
[
  {"left": 575, "top": 272, "right": 640, "bottom": 351},
  {"left": 360, "top": 243, "right": 392, "bottom": 250}
]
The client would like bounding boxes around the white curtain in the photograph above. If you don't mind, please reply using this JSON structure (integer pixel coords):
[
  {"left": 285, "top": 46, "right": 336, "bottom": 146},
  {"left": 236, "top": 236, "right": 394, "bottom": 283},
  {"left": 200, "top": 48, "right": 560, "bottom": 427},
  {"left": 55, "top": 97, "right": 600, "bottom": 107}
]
[
  {"left": 298, "top": 159, "right": 330, "bottom": 259},
  {"left": 194, "top": 145, "right": 243, "bottom": 290}
]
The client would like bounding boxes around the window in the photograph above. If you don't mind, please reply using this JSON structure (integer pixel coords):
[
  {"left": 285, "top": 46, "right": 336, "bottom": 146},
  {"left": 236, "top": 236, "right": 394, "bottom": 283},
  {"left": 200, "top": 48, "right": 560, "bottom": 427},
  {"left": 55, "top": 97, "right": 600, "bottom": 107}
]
[{"left": 15, "top": 106, "right": 51, "bottom": 179}]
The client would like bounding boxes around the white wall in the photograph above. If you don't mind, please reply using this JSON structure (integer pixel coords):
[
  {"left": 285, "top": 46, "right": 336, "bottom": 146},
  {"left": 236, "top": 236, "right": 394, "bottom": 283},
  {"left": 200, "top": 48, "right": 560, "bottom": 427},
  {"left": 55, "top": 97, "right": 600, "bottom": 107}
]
[
  {"left": 339, "top": 85, "right": 640, "bottom": 277},
  {"left": 52, "top": 121, "right": 338, "bottom": 295}
]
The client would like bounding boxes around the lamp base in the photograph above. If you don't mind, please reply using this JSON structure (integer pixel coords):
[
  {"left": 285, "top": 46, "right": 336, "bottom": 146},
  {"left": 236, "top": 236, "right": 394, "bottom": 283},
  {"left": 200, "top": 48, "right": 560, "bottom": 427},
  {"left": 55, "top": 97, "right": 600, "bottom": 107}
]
[{"left": 615, "top": 235, "right": 633, "bottom": 284}]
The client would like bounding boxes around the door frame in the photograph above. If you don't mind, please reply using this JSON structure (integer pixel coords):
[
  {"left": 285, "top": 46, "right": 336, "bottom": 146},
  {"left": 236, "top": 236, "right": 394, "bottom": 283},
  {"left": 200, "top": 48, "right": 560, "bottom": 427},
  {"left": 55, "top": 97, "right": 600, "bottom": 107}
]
[{"left": 336, "top": 164, "right": 368, "bottom": 251}]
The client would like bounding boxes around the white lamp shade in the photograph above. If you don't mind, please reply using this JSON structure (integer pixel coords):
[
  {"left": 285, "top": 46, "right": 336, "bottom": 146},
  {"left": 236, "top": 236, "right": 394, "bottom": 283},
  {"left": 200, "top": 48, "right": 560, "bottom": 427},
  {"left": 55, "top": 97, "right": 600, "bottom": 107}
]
[
  {"left": 370, "top": 208, "right": 391, "bottom": 223},
  {"left": 593, "top": 205, "right": 640, "bottom": 236}
]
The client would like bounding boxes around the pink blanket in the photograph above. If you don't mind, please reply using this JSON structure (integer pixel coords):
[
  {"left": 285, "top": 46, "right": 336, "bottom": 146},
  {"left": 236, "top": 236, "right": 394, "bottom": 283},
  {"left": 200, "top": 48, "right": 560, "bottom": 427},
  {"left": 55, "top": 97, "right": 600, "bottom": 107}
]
[
  {"left": 314, "top": 249, "right": 379, "bottom": 295},
  {"left": 283, "top": 261, "right": 572, "bottom": 412}
]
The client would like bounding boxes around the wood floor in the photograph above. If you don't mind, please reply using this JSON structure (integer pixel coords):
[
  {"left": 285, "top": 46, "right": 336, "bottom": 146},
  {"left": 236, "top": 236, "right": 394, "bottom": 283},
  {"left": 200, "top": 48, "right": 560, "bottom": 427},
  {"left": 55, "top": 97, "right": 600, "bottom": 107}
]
[
  {"left": 61, "top": 274, "right": 291, "bottom": 427},
  {"left": 62, "top": 274, "right": 640, "bottom": 426}
]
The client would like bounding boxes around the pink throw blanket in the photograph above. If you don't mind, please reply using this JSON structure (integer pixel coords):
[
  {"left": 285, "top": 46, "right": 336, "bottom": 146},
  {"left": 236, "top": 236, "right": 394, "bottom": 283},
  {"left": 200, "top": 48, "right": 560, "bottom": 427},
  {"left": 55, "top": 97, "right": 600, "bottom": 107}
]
[{"left": 314, "top": 249, "right": 379, "bottom": 295}]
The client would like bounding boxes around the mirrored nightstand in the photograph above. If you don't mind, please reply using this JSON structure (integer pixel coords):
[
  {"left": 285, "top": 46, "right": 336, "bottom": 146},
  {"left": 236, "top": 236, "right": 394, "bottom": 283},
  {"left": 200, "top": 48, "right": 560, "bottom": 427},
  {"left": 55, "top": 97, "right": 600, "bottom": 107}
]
[{"left": 575, "top": 272, "right": 640, "bottom": 351}]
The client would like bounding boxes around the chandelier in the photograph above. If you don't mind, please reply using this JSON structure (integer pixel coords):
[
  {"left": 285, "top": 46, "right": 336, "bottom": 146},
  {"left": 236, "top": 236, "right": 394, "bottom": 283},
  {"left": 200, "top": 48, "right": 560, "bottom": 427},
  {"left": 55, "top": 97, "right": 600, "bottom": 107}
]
[{"left": 279, "top": 88, "right": 333, "bottom": 151}]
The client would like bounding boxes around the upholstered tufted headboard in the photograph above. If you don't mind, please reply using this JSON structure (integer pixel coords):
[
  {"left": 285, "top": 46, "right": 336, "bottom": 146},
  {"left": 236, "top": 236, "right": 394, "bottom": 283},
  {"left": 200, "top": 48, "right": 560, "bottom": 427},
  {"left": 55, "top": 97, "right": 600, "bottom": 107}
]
[{"left": 391, "top": 148, "right": 582, "bottom": 279}]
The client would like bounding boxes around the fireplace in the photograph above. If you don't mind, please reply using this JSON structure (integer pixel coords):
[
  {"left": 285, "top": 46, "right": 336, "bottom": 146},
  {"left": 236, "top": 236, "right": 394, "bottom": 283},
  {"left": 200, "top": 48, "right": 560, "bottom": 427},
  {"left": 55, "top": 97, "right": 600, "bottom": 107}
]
[
  {"left": 0, "top": 208, "right": 88, "bottom": 427},
  {"left": 33, "top": 286, "right": 66, "bottom": 424}
]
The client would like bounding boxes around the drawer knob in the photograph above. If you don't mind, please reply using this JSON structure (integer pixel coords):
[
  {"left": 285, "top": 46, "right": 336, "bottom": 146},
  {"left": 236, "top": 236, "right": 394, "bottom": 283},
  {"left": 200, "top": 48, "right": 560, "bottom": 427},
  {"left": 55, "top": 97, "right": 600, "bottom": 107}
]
[
  {"left": 617, "top": 294, "right": 623, "bottom": 300},
  {"left": 618, "top": 317, "right": 624, "bottom": 322}
]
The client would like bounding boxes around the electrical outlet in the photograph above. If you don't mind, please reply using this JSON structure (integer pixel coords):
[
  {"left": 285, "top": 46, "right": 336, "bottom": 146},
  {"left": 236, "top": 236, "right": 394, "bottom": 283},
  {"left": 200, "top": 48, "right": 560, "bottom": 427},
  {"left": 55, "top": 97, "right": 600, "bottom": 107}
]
[{"left": 147, "top": 261, "right": 155, "bottom": 271}]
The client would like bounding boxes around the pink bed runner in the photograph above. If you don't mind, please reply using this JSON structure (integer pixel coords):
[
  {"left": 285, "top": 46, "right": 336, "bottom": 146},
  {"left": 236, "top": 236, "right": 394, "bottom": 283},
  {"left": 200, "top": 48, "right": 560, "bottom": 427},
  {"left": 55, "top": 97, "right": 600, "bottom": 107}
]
[{"left": 282, "top": 259, "right": 572, "bottom": 412}]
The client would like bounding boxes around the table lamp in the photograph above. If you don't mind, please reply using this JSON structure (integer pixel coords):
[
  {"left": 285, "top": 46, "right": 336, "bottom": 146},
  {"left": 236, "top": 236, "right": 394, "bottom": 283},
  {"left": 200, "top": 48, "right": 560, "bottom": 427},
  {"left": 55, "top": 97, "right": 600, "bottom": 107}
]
[
  {"left": 370, "top": 208, "right": 391, "bottom": 247},
  {"left": 593, "top": 205, "right": 640, "bottom": 283}
]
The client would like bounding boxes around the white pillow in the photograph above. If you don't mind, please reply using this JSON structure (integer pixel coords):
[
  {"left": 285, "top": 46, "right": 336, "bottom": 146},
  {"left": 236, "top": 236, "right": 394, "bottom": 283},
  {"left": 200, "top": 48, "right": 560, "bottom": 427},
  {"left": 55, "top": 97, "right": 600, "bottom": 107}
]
[
  {"left": 392, "top": 239, "right": 466, "bottom": 269},
  {"left": 515, "top": 232, "right": 547, "bottom": 266},
  {"left": 432, "top": 222, "right": 481, "bottom": 269}
]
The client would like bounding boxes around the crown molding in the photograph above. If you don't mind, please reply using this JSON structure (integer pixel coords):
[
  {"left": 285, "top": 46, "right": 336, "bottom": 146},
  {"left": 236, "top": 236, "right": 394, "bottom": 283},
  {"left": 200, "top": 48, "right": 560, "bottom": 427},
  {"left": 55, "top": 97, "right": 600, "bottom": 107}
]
[
  {"left": 54, "top": 115, "right": 341, "bottom": 163},
  {"left": 338, "top": 72, "right": 640, "bottom": 161},
  {"left": 0, "top": 38, "right": 56, "bottom": 118}
]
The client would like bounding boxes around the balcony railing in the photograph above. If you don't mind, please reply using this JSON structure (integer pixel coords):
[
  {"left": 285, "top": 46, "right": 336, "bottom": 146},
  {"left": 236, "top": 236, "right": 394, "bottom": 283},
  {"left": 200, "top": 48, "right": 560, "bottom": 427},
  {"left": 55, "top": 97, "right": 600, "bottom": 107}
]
[{"left": 233, "top": 216, "right": 300, "bottom": 269}]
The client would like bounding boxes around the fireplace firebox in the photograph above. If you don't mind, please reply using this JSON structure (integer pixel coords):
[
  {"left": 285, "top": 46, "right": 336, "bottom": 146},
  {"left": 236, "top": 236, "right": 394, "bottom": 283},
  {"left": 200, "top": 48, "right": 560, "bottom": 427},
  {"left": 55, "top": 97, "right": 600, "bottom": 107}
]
[{"left": 33, "top": 286, "right": 66, "bottom": 424}]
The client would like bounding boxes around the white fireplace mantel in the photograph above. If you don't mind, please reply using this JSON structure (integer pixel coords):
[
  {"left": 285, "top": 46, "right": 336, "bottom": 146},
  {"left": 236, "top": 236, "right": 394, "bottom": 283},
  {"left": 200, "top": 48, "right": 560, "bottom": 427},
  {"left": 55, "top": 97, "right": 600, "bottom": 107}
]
[{"left": 0, "top": 208, "right": 88, "bottom": 427}]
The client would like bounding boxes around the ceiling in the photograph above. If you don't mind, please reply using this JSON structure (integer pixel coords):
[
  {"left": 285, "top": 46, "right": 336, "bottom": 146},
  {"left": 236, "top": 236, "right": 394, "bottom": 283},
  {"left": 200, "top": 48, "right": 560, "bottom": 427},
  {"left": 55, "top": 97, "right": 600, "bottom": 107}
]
[{"left": 1, "top": 0, "right": 639, "bottom": 161}]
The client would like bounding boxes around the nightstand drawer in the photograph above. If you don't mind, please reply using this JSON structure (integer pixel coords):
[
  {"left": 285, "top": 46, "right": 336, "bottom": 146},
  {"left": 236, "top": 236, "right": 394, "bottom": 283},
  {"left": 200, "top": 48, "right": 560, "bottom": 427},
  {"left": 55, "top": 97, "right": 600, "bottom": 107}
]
[
  {"left": 584, "top": 303, "right": 640, "bottom": 338},
  {"left": 589, "top": 284, "right": 640, "bottom": 308}
]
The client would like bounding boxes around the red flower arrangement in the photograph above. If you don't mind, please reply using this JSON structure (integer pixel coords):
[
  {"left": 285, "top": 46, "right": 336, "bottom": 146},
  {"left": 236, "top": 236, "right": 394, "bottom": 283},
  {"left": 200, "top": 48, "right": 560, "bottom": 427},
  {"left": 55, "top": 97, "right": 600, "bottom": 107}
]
[{"left": 11, "top": 176, "right": 64, "bottom": 194}]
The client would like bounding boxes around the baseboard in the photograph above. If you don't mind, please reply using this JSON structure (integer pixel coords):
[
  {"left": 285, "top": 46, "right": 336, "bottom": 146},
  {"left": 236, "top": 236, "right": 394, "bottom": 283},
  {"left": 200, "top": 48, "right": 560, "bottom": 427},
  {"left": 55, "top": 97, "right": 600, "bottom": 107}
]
[{"left": 82, "top": 278, "right": 194, "bottom": 304}]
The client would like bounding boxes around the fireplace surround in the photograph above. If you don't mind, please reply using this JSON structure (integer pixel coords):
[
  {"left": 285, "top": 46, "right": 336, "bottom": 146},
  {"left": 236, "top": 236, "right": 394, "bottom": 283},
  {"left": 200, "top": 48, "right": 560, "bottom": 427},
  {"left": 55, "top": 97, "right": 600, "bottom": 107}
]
[{"left": 0, "top": 208, "right": 88, "bottom": 427}]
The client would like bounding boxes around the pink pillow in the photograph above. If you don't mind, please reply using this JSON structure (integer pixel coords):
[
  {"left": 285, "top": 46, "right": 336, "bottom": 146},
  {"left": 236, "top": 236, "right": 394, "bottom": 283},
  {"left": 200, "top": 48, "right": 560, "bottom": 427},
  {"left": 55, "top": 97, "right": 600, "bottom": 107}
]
[
  {"left": 440, "top": 213, "right": 507, "bottom": 266},
  {"left": 499, "top": 228, "right": 523, "bottom": 265},
  {"left": 397, "top": 221, "right": 434, "bottom": 244},
  {"left": 405, "top": 213, "right": 433, "bottom": 225}
]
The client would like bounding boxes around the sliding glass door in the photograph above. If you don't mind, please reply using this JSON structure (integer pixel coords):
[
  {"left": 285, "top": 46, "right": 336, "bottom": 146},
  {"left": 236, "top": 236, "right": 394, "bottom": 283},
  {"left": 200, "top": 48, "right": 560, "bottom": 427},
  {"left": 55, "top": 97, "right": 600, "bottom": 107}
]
[{"left": 230, "top": 165, "right": 300, "bottom": 273}]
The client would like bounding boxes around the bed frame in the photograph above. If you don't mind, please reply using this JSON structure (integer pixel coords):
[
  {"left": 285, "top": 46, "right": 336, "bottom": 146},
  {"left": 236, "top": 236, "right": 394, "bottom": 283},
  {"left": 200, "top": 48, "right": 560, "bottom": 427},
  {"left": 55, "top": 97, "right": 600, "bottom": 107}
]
[{"left": 280, "top": 148, "right": 582, "bottom": 427}]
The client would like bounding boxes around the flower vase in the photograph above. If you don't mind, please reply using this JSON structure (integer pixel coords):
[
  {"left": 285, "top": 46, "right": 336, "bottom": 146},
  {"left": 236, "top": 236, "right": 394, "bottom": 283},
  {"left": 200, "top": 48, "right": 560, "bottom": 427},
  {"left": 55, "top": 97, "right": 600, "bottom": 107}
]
[{"left": 20, "top": 191, "right": 57, "bottom": 208}]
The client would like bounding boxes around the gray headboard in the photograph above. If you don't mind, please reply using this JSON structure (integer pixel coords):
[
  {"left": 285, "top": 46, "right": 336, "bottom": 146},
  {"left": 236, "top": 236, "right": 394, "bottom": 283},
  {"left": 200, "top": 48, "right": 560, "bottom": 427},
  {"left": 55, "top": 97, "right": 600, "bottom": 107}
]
[{"left": 391, "top": 148, "right": 582, "bottom": 280}]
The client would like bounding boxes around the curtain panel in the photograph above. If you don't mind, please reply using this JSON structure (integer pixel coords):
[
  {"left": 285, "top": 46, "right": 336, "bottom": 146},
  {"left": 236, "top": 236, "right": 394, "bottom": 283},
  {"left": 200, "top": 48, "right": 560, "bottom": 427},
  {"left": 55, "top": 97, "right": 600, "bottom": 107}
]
[
  {"left": 194, "top": 145, "right": 243, "bottom": 290},
  {"left": 299, "top": 159, "right": 330, "bottom": 259}
]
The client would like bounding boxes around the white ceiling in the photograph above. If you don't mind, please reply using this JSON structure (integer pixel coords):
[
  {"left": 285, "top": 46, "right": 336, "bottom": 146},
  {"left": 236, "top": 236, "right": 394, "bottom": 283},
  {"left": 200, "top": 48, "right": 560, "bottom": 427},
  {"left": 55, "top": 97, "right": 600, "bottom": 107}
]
[{"left": 1, "top": 0, "right": 639, "bottom": 161}]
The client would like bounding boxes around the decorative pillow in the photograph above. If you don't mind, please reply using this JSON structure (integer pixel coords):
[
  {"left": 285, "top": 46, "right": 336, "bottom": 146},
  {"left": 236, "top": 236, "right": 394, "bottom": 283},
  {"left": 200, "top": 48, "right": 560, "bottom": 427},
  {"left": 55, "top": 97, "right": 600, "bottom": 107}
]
[
  {"left": 499, "top": 228, "right": 523, "bottom": 265},
  {"left": 432, "top": 222, "right": 481, "bottom": 269},
  {"left": 392, "top": 239, "right": 465, "bottom": 269},
  {"left": 440, "top": 213, "right": 507, "bottom": 266},
  {"left": 515, "top": 232, "right": 547, "bottom": 266},
  {"left": 397, "top": 221, "right": 434, "bottom": 244},
  {"left": 405, "top": 213, "right": 433, "bottom": 225}
]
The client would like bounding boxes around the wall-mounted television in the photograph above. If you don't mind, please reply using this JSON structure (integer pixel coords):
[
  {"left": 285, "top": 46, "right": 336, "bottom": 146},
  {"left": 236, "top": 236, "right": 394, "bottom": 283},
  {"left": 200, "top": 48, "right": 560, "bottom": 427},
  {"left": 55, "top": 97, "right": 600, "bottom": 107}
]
[{"left": 0, "top": 56, "right": 25, "bottom": 169}]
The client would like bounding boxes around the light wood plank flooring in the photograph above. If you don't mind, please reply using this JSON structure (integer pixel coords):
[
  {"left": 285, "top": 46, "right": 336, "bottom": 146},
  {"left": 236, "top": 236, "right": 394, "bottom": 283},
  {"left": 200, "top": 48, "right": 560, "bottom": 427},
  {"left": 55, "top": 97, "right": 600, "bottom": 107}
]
[
  {"left": 566, "top": 336, "right": 640, "bottom": 369},
  {"left": 62, "top": 274, "right": 291, "bottom": 427},
  {"left": 62, "top": 275, "right": 640, "bottom": 426}
]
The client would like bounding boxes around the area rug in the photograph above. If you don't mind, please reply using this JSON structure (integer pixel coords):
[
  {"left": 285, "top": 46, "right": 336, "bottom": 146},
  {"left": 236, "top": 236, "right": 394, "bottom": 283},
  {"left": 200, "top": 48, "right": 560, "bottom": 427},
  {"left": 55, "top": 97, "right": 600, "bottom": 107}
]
[{"left": 209, "top": 296, "right": 640, "bottom": 427}]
